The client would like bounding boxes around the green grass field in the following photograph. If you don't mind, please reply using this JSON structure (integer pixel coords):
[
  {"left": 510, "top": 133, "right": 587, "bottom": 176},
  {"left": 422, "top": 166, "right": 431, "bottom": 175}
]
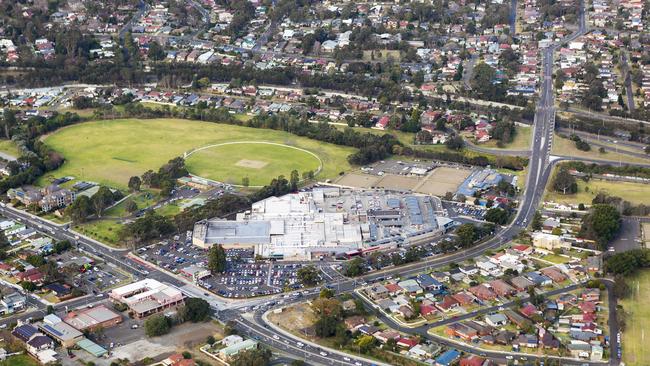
[
  {"left": 103, "top": 191, "right": 158, "bottom": 218},
  {"left": 76, "top": 219, "right": 121, "bottom": 246},
  {"left": 0, "top": 355, "right": 39, "bottom": 366},
  {"left": 552, "top": 133, "right": 648, "bottom": 164},
  {"left": 620, "top": 270, "right": 650, "bottom": 366},
  {"left": 481, "top": 125, "right": 532, "bottom": 150},
  {"left": 545, "top": 176, "right": 650, "bottom": 206},
  {"left": 41, "top": 118, "right": 354, "bottom": 189},
  {"left": 0, "top": 139, "right": 21, "bottom": 158},
  {"left": 186, "top": 142, "right": 322, "bottom": 186}
]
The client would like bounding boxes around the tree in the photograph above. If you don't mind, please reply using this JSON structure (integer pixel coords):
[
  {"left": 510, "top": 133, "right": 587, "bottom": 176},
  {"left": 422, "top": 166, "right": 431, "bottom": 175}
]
[
  {"left": 1, "top": 109, "right": 16, "bottom": 138},
  {"left": 290, "top": 170, "right": 299, "bottom": 192},
  {"left": 92, "top": 186, "right": 116, "bottom": 218},
  {"left": 125, "top": 199, "right": 138, "bottom": 213},
  {"left": 531, "top": 211, "right": 543, "bottom": 231},
  {"left": 241, "top": 177, "right": 250, "bottom": 187},
  {"left": 485, "top": 208, "right": 509, "bottom": 225},
  {"left": 552, "top": 168, "right": 577, "bottom": 194},
  {"left": 21, "top": 281, "right": 36, "bottom": 292},
  {"left": 144, "top": 315, "right": 171, "bottom": 337},
  {"left": 230, "top": 348, "right": 272, "bottom": 366},
  {"left": 128, "top": 176, "right": 142, "bottom": 192},
  {"left": 66, "top": 195, "right": 94, "bottom": 223},
  {"left": 180, "top": 298, "right": 211, "bottom": 322},
  {"left": 147, "top": 41, "right": 166, "bottom": 61},
  {"left": 297, "top": 265, "right": 321, "bottom": 286},
  {"left": 208, "top": 245, "right": 227, "bottom": 274},
  {"left": 581, "top": 204, "right": 621, "bottom": 250},
  {"left": 445, "top": 135, "right": 465, "bottom": 150},
  {"left": 344, "top": 257, "right": 366, "bottom": 277},
  {"left": 455, "top": 223, "right": 477, "bottom": 248},
  {"left": 319, "top": 287, "right": 334, "bottom": 299}
]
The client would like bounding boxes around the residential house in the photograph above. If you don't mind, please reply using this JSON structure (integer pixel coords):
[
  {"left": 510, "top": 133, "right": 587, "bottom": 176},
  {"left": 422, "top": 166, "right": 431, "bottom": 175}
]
[
  {"left": 416, "top": 274, "right": 444, "bottom": 292},
  {"left": 469, "top": 285, "right": 496, "bottom": 301},
  {"left": 460, "top": 355, "right": 488, "bottom": 366},
  {"left": 485, "top": 313, "right": 508, "bottom": 327},
  {"left": 435, "top": 349, "right": 461, "bottom": 366},
  {"left": 540, "top": 267, "right": 567, "bottom": 282},
  {"left": 436, "top": 296, "right": 460, "bottom": 312},
  {"left": 373, "top": 330, "right": 400, "bottom": 343},
  {"left": 488, "top": 280, "right": 516, "bottom": 297},
  {"left": 397, "top": 337, "right": 419, "bottom": 349},
  {"left": 451, "top": 292, "right": 475, "bottom": 307},
  {"left": 398, "top": 279, "right": 423, "bottom": 295},
  {"left": 510, "top": 276, "right": 534, "bottom": 291},
  {"left": 0, "top": 291, "right": 26, "bottom": 315},
  {"left": 582, "top": 289, "right": 600, "bottom": 302},
  {"left": 503, "top": 309, "right": 532, "bottom": 329},
  {"left": 517, "top": 334, "right": 538, "bottom": 348},
  {"left": 367, "top": 284, "right": 389, "bottom": 300},
  {"left": 26, "top": 335, "right": 55, "bottom": 355},
  {"left": 525, "top": 272, "right": 553, "bottom": 286},
  {"left": 445, "top": 323, "right": 478, "bottom": 341},
  {"left": 344, "top": 316, "right": 366, "bottom": 331}
]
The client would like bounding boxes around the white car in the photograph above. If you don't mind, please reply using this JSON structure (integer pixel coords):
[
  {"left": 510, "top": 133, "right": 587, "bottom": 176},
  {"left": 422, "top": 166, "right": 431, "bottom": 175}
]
[
  {"left": 319, "top": 352, "right": 328, "bottom": 357},
  {"left": 296, "top": 342, "right": 304, "bottom": 348},
  {"left": 273, "top": 335, "right": 279, "bottom": 340},
  {"left": 343, "top": 357, "right": 351, "bottom": 361}
]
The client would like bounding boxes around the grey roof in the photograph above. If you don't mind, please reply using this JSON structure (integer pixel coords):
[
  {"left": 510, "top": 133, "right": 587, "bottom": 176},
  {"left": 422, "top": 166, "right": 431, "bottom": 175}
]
[{"left": 206, "top": 221, "right": 271, "bottom": 244}]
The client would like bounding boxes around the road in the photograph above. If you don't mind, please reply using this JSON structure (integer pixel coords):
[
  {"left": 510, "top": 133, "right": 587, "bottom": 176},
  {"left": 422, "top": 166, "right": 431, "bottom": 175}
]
[{"left": 119, "top": 0, "right": 149, "bottom": 40}]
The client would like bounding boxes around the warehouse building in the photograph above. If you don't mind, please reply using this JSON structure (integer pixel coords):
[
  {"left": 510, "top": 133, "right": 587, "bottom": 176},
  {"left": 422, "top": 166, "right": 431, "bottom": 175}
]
[{"left": 64, "top": 305, "right": 122, "bottom": 331}]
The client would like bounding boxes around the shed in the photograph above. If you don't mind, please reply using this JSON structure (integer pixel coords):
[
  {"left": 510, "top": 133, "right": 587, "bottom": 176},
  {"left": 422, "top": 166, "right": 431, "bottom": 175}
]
[{"left": 77, "top": 338, "right": 108, "bottom": 357}]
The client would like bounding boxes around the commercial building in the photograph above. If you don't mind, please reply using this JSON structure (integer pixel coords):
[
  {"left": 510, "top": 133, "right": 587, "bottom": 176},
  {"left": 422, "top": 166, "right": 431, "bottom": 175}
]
[
  {"left": 109, "top": 279, "right": 184, "bottom": 318},
  {"left": 64, "top": 305, "right": 122, "bottom": 331},
  {"left": 218, "top": 339, "right": 259, "bottom": 360},
  {"left": 38, "top": 314, "right": 84, "bottom": 347},
  {"left": 456, "top": 169, "right": 504, "bottom": 197},
  {"left": 193, "top": 187, "right": 448, "bottom": 260}
]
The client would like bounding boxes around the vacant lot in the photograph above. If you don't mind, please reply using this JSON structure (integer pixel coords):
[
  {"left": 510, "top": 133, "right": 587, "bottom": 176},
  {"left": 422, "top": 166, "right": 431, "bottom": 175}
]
[
  {"left": 620, "top": 270, "right": 650, "bottom": 366},
  {"left": 545, "top": 176, "right": 650, "bottom": 206},
  {"left": 375, "top": 174, "right": 421, "bottom": 191},
  {"left": 416, "top": 166, "right": 471, "bottom": 196},
  {"left": 186, "top": 142, "right": 322, "bottom": 186},
  {"left": 42, "top": 119, "right": 354, "bottom": 189},
  {"left": 268, "top": 303, "right": 317, "bottom": 336},
  {"left": 335, "top": 172, "right": 382, "bottom": 188}
]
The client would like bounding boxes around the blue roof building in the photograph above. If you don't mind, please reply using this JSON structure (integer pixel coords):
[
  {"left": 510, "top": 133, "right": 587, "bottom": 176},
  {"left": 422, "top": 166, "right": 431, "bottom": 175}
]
[{"left": 435, "top": 349, "right": 460, "bottom": 366}]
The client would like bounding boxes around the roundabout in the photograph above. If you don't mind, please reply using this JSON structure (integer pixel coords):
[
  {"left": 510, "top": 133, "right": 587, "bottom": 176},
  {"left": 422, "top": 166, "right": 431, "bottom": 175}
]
[{"left": 184, "top": 141, "right": 323, "bottom": 187}]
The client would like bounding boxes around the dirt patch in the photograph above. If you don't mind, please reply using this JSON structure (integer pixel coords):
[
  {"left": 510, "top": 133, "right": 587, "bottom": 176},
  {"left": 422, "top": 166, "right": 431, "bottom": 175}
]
[
  {"left": 375, "top": 174, "right": 420, "bottom": 191},
  {"left": 335, "top": 172, "right": 382, "bottom": 188},
  {"left": 268, "top": 303, "right": 317, "bottom": 336},
  {"left": 416, "top": 166, "right": 471, "bottom": 196},
  {"left": 235, "top": 159, "right": 268, "bottom": 169}
]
